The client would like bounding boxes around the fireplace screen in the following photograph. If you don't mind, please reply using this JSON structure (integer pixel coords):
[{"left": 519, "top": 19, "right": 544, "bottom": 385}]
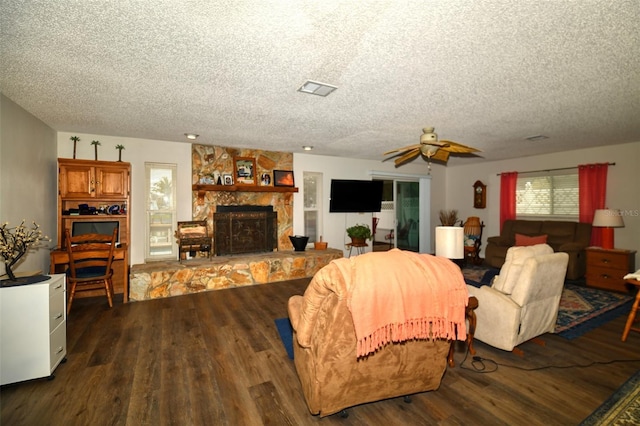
[{"left": 214, "top": 206, "right": 277, "bottom": 256}]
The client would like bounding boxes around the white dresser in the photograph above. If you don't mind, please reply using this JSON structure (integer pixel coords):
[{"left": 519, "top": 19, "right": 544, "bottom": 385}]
[{"left": 0, "top": 274, "right": 67, "bottom": 385}]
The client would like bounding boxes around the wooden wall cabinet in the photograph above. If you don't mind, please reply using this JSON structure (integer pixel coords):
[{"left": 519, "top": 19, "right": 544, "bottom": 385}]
[
  {"left": 59, "top": 160, "right": 129, "bottom": 199},
  {"left": 585, "top": 247, "right": 636, "bottom": 292},
  {"left": 57, "top": 158, "right": 131, "bottom": 248}
]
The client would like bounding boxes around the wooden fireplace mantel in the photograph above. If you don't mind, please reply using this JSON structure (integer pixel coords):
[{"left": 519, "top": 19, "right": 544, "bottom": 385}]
[{"left": 193, "top": 184, "right": 299, "bottom": 204}]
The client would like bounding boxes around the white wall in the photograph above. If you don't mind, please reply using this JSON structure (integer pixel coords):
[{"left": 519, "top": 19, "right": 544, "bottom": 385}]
[
  {"left": 56, "top": 132, "right": 192, "bottom": 265},
  {"left": 0, "top": 95, "right": 57, "bottom": 276},
  {"left": 444, "top": 141, "right": 640, "bottom": 264},
  {"left": 293, "top": 153, "right": 444, "bottom": 256}
]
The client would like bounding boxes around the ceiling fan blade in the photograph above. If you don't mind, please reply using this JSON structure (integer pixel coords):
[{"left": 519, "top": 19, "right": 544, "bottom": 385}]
[
  {"left": 439, "top": 140, "right": 481, "bottom": 154},
  {"left": 383, "top": 143, "right": 420, "bottom": 156},
  {"left": 429, "top": 149, "right": 450, "bottom": 163},
  {"left": 394, "top": 148, "right": 420, "bottom": 166},
  {"left": 423, "top": 140, "right": 449, "bottom": 148}
]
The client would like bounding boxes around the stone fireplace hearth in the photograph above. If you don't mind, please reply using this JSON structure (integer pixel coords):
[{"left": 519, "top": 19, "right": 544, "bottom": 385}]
[{"left": 129, "top": 248, "right": 343, "bottom": 301}]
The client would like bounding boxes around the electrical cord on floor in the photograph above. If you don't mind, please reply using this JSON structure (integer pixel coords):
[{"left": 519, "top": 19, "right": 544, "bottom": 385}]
[{"left": 457, "top": 346, "right": 640, "bottom": 373}]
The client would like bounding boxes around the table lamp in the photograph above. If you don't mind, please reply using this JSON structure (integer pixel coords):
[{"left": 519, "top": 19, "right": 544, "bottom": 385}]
[
  {"left": 435, "top": 226, "right": 464, "bottom": 262},
  {"left": 592, "top": 209, "right": 624, "bottom": 250}
]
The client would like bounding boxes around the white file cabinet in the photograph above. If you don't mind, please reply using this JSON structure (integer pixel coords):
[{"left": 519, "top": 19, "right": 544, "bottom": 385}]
[{"left": 1, "top": 274, "right": 67, "bottom": 385}]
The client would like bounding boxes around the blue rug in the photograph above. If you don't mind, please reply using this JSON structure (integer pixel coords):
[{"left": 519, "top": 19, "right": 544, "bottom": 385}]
[
  {"left": 462, "top": 267, "right": 634, "bottom": 340},
  {"left": 275, "top": 317, "right": 294, "bottom": 360},
  {"left": 580, "top": 370, "right": 640, "bottom": 425}
]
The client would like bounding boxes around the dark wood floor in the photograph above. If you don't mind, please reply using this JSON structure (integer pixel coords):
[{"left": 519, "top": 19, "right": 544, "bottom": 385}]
[{"left": 2, "top": 278, "right": 639, "bottom": 426}]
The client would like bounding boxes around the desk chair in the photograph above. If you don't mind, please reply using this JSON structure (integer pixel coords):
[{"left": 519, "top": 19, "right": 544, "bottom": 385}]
[{"left": 64, "top": 228, "right": 117, "bottom": 314}]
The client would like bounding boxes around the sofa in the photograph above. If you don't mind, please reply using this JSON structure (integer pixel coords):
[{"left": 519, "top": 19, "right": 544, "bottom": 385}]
[
  {"left": 484, "top": 219, "right": 591, "bottom": 280},
  {"left": 287, "top": 249, "right": 468, "bottom": 417},
  {"left": 468, "top": 244, "right": 569, "bottom": 351}
]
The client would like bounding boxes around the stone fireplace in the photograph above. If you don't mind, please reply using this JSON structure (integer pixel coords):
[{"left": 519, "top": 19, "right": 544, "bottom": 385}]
[{"left": 214, "top": 205, "right": 277, "bottom": 256}]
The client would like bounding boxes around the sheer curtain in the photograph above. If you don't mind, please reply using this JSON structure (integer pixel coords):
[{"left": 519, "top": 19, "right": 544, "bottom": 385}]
[
  {"left": 499, "top": 172, "right": 518, "bottom": 231},
  {"left": 579, "top": 163, "right": 608, "bottom": 247}
]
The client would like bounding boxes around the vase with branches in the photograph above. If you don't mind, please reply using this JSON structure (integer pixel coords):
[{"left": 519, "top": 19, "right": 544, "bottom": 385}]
[
  {"left": 115, "top": 144, "right": 125, "bottom": 161},
  {"left": 91, "top": 140, "right": 101, "bottom": 160},
  {"left": 439, "top": 209, "right": 460, "bottom": 226},
  {"left": 70, "top": 136, "right": 80, "bottom": 159},
  {"left": 0, "top": 221, "right": 50, "bottom": 281}
]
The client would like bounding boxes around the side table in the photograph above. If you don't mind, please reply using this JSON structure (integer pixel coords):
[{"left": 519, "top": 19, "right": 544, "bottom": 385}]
[
  {"left": 621, "top": 278, "right": 640, "bottom": 342},
  {"left": 346, "top": 242, "right": 368, "bottom": 257},
  {"left": 448, "top": 296, "right": 478, "bottom": 367},
  {"left": 585, "top": 247, "right": 636, "bottom": 292}
]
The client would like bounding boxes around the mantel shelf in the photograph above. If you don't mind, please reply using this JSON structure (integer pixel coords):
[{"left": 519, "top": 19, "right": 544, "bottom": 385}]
[{"left": 193, "top": 184, "right": 298, "bottom": 204}]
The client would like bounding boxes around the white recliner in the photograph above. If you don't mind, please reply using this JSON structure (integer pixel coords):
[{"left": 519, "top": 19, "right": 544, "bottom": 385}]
[{"left": 467, "top": 244, "right": 569, "bottom": 351}]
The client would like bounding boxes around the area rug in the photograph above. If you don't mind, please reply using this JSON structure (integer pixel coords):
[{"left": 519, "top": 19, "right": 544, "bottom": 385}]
[
  {"left": 274, "top": 317, "right": 294, "bottom": 360},
  {"left": 462, "top": 266, "right": 634, "bottom": 340},
  {"left": 580, "top": 370, "right": 640, "bottom": 425}
]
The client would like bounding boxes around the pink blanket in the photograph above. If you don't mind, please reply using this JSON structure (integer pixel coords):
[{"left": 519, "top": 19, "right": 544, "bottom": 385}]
[{"left": 344, "top": 249, "right": 468, "bottom": 357}]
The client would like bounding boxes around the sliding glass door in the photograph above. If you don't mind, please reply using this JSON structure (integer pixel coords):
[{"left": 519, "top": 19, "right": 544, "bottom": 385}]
[{"left": 395, "top": 181, "right": 420, "bottom": 252}]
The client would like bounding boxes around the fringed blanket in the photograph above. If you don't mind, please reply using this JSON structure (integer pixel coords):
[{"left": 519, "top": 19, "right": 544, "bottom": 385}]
[{"left": 344, "top": 249, "right": 468, "bottom": 357}]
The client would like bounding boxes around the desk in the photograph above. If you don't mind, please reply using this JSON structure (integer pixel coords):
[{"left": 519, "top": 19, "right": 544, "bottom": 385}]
[
  {"left": 50, "top": 245, "right": 129, "bottom": 303},
  {"left": 622, "top": 278, "right": 640, "bottom": 342}
]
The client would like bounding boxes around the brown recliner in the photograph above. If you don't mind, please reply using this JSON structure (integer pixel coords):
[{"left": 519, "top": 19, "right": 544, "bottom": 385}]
[{"left": 287, "top": 250, "right": 467, "bottom": 417}]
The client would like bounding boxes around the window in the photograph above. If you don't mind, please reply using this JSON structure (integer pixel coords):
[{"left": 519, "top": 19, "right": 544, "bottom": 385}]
[
  {"left": 516, "top": 173, "right": 578, "bottom": 217},
  {"left": 303, "top": 172, "right": 323, "bottom": 243},
  {"left": 146, "top": 163, "right": 177, "bottom": 260}
]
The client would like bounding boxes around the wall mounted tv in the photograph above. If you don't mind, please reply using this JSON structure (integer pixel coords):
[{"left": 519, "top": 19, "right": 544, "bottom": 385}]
[
  {"left": 329, "top": 179, "right": 383, "bottom": 213},
  {"left": 71, "top": 221, "right": 120, "bottom": 242}
]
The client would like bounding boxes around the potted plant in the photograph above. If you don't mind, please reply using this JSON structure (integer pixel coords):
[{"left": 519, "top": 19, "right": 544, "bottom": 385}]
[{"left": 346, "top": 223, "right": 372, "bottom": 245}]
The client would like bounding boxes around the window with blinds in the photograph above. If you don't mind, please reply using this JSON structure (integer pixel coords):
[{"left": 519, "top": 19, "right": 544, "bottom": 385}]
[{"left": 516, "top": 173, "right": 579, "bottom": 217}]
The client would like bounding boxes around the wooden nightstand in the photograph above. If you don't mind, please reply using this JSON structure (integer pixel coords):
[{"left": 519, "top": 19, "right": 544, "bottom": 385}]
[{"left": 585, "top": 247, "right": 636, "bottom": 292}]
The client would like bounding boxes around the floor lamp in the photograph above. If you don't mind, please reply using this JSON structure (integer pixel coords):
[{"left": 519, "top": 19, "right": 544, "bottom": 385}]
[
  {"left": 435, "top": 226, "right": 464, "bottom": 266},
  {"left": 592, "top": 209, "right": 624, "bottom": 250}
]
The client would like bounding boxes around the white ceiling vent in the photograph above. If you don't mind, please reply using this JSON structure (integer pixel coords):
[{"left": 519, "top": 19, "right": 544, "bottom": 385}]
[{"left": 297, "top": 80, "right": 337, "bottom": 97}]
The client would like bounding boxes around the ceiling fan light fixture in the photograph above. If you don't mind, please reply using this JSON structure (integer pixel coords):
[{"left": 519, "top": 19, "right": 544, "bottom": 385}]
[
  {"left": 525, "top": 134, "right": 549, "bottom": 142},
  {"left": 298, "top": 80, "right": 337, "bottom": 97}
]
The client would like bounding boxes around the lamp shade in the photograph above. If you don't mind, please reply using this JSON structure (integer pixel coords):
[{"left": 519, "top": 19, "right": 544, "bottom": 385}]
[
  {"left": 435, "top": 226, "right": 464, "bottom": 259},
  {"left": 463, "top": 217, "right": 482, "bottom": 237},
  {"left": 592, "top": 209, "right": 624, "bottom": 228}
]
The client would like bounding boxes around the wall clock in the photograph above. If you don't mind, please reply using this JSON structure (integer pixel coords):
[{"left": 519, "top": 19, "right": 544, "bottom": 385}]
[{"left": 473, "top": 180, "right": 486, "bottom": 209}]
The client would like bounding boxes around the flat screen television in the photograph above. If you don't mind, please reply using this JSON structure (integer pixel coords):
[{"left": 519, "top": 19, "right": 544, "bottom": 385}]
[
  {"left": 71, "top": 221, "right": 120, "bottom": 243},
  {"left": 329, "top": 179, "right": 383, "bottom": 213}
]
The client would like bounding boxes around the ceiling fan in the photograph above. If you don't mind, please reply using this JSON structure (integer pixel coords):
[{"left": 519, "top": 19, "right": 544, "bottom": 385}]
[{"left": 383, "top": 127, "right": 481, "bottom": 168}]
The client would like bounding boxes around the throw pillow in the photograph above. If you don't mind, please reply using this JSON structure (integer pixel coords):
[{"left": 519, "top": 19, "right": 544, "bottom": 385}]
[
  {"left": 515, "top": 233, "right": 548, "bottom": 247},
  {"left": 492, "top": 244, "right": 553, "bottom": 294}
]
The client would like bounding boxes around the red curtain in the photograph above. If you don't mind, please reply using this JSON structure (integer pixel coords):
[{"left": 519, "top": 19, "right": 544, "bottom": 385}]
[
  {"left": 499, "top": 172, "right": 518, "bottom": 231},
  {"left": 579, "top": 163, "right": 608, "bottom": 246}
]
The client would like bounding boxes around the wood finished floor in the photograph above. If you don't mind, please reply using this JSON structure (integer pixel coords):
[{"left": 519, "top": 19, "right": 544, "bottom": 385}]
[{"left": 1, "top": 278, "right": 639, "bottom": 426}]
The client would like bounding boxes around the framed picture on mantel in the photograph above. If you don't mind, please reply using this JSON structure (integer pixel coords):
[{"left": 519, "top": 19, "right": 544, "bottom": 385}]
[
  {"left": 273, "top": 170, "right": 295, "bottom": 187},
  {"left": 233, "top": 157, "right": 256, "bottom": 186}
]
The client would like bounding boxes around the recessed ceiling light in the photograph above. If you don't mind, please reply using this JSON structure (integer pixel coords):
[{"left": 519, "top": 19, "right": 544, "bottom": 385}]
[
  {"left": 184, "top": 133, "right": 199, "bottom": 140},
  {"left": 297, "top": 80, "right": 338, "bottom": 97},
  {"left": 525, "top": 134, "right": 549, "bottom": 141},
  {"left": 302, "top": 146, "right": 313, "bottom": 151}
]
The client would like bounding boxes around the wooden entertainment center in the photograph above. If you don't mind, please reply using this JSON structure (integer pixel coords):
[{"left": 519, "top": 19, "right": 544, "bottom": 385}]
[{"left": 51, "top": 158, "right": 131, "bottom": 301}]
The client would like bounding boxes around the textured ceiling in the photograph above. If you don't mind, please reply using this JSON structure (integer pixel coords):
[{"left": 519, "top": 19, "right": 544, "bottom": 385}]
[{"left": 1, "top": 1, "right": 639, "bottom": 167}]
